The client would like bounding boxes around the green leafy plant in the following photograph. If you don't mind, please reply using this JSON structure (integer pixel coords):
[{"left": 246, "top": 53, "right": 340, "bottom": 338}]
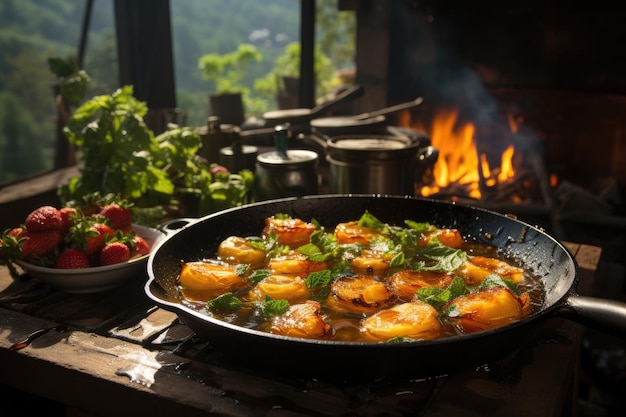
[
  {"left": 48, "top": 55, "right": 90, "bottom": 106},
  {"left": 60, "top": 86, "right": 173, "bottom": 206},
  {"left": 58, "top": 86, "right": 254, "bottom": 225},
  {"left": 198, "top": 43, "right": 262, "bottom": 95},
  {"left": 254, "top": 41, "right": 338, "bottom": 101}
]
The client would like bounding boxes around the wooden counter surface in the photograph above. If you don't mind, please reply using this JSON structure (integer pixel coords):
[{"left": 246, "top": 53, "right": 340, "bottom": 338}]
[{"left": 0, "top": 243, "right": 602, "bottom": 417}]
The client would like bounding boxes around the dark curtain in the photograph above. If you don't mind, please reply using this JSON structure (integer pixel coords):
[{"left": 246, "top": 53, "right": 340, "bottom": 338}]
[{"left": 114, "top": 0, "right": 176, "bottom": 133}]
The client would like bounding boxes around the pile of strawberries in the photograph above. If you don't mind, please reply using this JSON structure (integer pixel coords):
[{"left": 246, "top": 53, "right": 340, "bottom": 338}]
[{"left": 0, "top": 202, "right": 151, "bottom": 270}]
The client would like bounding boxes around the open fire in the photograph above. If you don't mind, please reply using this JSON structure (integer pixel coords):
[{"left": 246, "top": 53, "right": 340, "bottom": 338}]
[{"left": 408, "top": 108, "right": 545, "bottom": 204}]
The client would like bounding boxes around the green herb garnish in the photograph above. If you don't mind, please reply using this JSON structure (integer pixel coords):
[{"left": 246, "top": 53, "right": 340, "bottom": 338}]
[
  {"left": 260, "top": 296, "right": 290, "bottom": 317},
  {"left": 248, "top": 268, "right": 272, "bottom": 284},
  {"left": 305, "top": 270, "right": 334, "bottom": 288},
  {"left": 207, "top": 293, "right": 242, "bottom": 311},
  {"left": 412, "top": 242, "right": 467, "bottom": 272},
  {"left": 416, "top": 276, "right": 469, "bottom": 309}
]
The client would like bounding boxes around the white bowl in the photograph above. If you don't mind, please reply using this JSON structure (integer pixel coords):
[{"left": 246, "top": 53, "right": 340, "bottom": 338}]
[{"left": 16, "top": 224, "right": 166, "bottom": 294}]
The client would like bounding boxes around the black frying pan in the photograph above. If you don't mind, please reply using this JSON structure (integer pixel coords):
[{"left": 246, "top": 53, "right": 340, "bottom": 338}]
[
  {"left": 310, "top": 97, "right": 424, "bottom": 137},
  {"left": 262, "top": 84, "right": 364, "bottom": 129},
  {"left": 145, "top": 195, "right": 626, "bottom": 379}
]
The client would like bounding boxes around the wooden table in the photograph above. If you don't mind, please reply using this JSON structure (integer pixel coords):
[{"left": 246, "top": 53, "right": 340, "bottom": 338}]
[{"left": 0, "top": 243, "right": 601, "bottom": 417}]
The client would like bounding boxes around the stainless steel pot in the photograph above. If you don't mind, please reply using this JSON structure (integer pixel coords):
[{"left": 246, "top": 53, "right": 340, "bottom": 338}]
[
  {"left": 307, "top": 131, "right": 438, "bottom": 195},
  {"left": 253, "top": 123, "right": 320, "bottom": 200},
  {"left": 254, "top": 149, "right": 320, "bottom": 200}
]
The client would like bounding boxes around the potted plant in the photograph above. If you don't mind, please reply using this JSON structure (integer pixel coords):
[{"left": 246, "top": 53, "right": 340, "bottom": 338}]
[
  {"left": 254, "top": 41, "right": 337, "bottom": 110},
  {"left": 198, "top": 43, "right": 262, "bottom": 125},
  {"left": 59, "top": 85, "right": 254, "bottom": 224}
]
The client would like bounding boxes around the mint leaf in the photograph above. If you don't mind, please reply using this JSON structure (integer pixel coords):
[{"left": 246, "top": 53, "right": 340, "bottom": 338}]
[
  {"left": 248, "top": 268, "right": 272, "bottom": 284},
  {"left": 357, "top": 211, "right": 384, "bottom": 229},
  {"left": 309, "top": 228, "right": 337, "bottom": 253},
  {"left": 305, "top": 270, "right": 333, "bottom": 288},
  {"left": 416, "top": 276, "right": 468, "bottom": 309},
  {"left": 260, "top": 297, "right": 290, "bottom": 317},
  {"left": 298, "top": 243, "right": 321, "bottom": 257},
  {"left": 479, "top": 273, "right": 520, "bottom": 295},
  {"left": 387, "top": 336, "right": 420, "bottom": 343},
  {"left": 405, "top": 219, "right": 432, "bottom": 232},
  {"left": 413, "top": 244, "right": 467, "bottom": 272},
  {"left": 235, "top": 263, "right": 249, "bottom": 276},
  {"left": 207, "top": 293, "right": 242, "bottom": 311},
  {"left": 389, "top": 252, "right": 405, "bottom": 268}
]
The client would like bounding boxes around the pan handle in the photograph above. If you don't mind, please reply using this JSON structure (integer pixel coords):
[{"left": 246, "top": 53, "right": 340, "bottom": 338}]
[
  {"left": 157, "top": 218, "right": 197, "bottom": 236},
  {"left": 308, "top": 84, "right": 363, "bottom": 118},
  {"left": 557, "top": 294, "right": 626, "bottom": 336}
]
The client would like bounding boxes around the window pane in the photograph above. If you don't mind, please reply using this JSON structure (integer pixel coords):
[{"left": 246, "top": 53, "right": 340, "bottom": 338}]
[
  {"left": 170, "top": 0, "right": 300, "bottom": 128},
  {"left": 0, "top": 0, "right": 355, "bottom": 185},
  {"left": 0, "top": 0, "right": 117, "bottom": 185}
]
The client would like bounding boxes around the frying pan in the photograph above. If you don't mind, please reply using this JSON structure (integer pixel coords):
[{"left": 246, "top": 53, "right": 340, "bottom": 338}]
[
  {"left": 145, "top": 195, "right": 626, "bottom": 379},
  {"left": 262, "top": 84, "right": 364, "bottom": 129},
  {"left": 310, "top": 97, "right": 424, "bottom": 136}
]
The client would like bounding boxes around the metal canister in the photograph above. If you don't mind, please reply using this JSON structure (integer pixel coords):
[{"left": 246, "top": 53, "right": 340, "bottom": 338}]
[
  {"left": 255, "top": 149, "right": 320, "bottom": 201},
  {"left": 254, "top": 124, "right": 320, "bottom": 200}
]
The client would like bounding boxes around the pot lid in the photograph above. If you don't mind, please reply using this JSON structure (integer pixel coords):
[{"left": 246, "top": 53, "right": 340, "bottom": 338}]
[
  {"left": 311, "top": 115, "right": 385, "bottom": 128},
  {"left": 219, "top": 145, "right": 258, "bottom": 156},
  {"left": 257, "top": 149, "right": 318, "bottom": 165},
  {"left": 329, "top": 135, "right": 416, "bottom": 151}
]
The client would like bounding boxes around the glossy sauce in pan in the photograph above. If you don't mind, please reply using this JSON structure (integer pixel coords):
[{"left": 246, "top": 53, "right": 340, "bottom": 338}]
[{"left": 175, "top": 213, "right": 546, "bottom": 343}]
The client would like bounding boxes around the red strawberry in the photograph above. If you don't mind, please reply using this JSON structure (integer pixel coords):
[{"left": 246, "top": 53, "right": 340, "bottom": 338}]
[
  {"left": 7, "top": 227, "right": 24, "bottom": 238},
  {"left": 130, "top": 235, "right": 151, "bottom": 258},
  {"left": 20, "top": 230, "right": 63, "bottom": 259},
  {"left": 24, "top": 206, "right": 63, "bottom": 232},
  {"left": 80, "top": 204, "right": 100, "bottom": 217},
  {"left": 99, "top": 242, "right": 130, "bottom": 266},
  {"left": 99, "top": 204, "right": 132, "bottom": 229},
  {"left": 83, "top": 223, "right": 116, "bottom": 256},
  {"left": 0, "top": 228, "right": 26, "bottom": 259},
  {"left": 59, "top": 207, "right": 78, "bottom": 232},
  {"left": 54, "top": 248, "right": 90, "bottom": 269}
]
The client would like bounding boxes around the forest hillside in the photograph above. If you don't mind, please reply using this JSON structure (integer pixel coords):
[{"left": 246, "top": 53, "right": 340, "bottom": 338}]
[{"left": 0, "top": 0, "right": 316, "bottom": 182}]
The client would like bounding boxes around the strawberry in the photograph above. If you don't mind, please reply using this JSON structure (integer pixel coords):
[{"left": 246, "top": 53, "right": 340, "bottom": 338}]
[
  {"left": 84, "top": 223, "right": 116, "bottom": 256},
  {"left": 68, "top": 217, "right": 116, "bottom": 257},
  {"left": 0, "top": 228, "right": 24, "bottom": 260},
  {"left": 7, "top": 227, "right": 25, "bottom": 238},
  {"left": 0, "top": 228, "right": 28, "bottom": 275},
  {"left": 99, "top": 203, "right": 132, "bottom": 230},
  {"left": 1, "top": 227, "right": 24, "bottom": 256},
  {"left": 54, "top": 248, "right": 90, "bottom": 269},
  {"left": 130, "top": 235, "right": 151, "bottom": 258},
  {"left": 24, "top": 206, "right": 63, "bottom": 232},
  {"left": 99, "top": 242, "right": 130, "bottom": 266},
  {"left": 59, "top": 207, "right": 78, "bottom": 233},
  {"left": 20, "top": 230, "right": 63, "bottom": 259}
]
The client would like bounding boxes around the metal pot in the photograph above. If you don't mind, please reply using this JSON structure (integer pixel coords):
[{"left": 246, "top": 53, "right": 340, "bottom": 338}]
[
  {"left": 253, "top": 123, "right": 320, "bottom": 200},
  {"left": 307, "top": 131, "right": 438, "bottom": 195},
  {"left": 145, "top": 195, "right": 626, "bottom": 379},
  {"left": 254, "top": 149, "right": 320, "bottom": 200}
]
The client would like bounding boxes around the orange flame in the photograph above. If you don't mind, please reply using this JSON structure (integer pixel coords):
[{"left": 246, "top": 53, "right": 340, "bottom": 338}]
[{"left": 416, "top": 109, "right": 517, "bottom": 200}]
